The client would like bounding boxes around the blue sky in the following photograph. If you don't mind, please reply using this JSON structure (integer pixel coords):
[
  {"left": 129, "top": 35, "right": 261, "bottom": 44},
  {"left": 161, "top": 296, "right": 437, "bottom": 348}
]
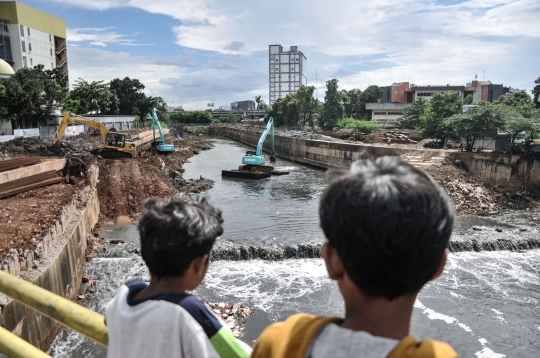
[{"left": 20, "top": 0, "right": 540, "bottom": 110}]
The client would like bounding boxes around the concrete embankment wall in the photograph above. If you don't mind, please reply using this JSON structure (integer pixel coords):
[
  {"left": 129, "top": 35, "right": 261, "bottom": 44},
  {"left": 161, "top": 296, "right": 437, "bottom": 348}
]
[
  {"left": 210, "top": 125, "right": 540, "bottom": 189},
  {"left": 210, "top": 125, "right": 433, "bottom": 170},
  {"left": 451, "top": 152, "right": 540, "bottom": 189},
  {"left": 0, "top": 165, "right": 100, "bottom": 351}
]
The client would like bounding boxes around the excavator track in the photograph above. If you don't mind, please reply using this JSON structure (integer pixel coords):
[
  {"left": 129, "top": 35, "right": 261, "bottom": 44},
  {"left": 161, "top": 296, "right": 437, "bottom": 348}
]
[{"left": 97, "top": 149, "right": 134, "bottom": 159}]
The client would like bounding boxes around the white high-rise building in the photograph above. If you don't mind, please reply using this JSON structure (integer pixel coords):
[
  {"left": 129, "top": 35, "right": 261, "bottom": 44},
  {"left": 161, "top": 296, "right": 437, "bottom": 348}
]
[
  {"left": 269, "top": 45, "right": 307, "bottom": 106},
  {"left": 0, "top": 1, "right": 68, "bottom": 83}
]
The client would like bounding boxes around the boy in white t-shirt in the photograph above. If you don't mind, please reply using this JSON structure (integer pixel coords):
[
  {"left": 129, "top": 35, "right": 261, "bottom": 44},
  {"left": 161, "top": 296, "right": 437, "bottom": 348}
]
[{"left": 105, "top": 197, "right": 250, "bottom": 358}]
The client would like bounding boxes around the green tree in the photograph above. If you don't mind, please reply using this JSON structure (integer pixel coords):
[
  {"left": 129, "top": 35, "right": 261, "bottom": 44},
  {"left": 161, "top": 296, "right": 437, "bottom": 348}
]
[
  {"left": 255, "top": 95, "right": 269, "bottom": 110},
  {"left": 359, "top": 85, "right": 384, "bottom": 118},
  {"left": 64, "top": 79, "right": 117, "bottom": 114},
  {"left": 444, "top": 102, "right": 506, "bottom": 151},
  {"left": 493, "top": 90, "right": 535, "bottom": 119},
  {"left": 0, "top": 65, "right": 65, "bottom": 128},
  {"left": 531, "top": 77, "right": 540, "bottom": 109},
  {"left": 109, "top": 77, "right": 145, "bottom": 115},
  {"left": 136, "top": 96, "right": 167, "bottom": 120},
  {"left": 401, "top": 98, "right": 427, "bottom": 129},
  {"left": 464, "top": 94, "right": 473, "bottom": 105},
  {"left": 296, "top": 85, "right": 318, "bottom": 127},
  {"left": 335, "top": 118, "right": 379, "bottom": 133},
  {"left": 417, "top": 91, "right": 463, "bottom": 140},
  {"left": 321, "top": 79, "right": 343, "bottom": 130},
  {"left": 341, "top": 89, "right": 364, "bottom": 119}
]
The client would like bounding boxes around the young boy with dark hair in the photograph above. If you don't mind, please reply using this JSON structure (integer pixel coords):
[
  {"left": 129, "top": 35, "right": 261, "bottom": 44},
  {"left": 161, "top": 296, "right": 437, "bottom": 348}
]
[
  {"left": 105, "top": 197, "right": 250, "bottom": 358},
  {"left": 252, "top": 157, "right": 458, "bottom": 358}
]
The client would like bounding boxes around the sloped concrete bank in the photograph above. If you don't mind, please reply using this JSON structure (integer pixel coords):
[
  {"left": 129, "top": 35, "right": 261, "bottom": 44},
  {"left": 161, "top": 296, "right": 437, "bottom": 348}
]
[
  {"left": 0, "top": 165, "right": 100, "bottom": 351},
  {"left": 210, "top": 125, "right": 540, "bottom": 188},
  {"left": 209, "top": 125, "right": 434, "bottom": 169}
]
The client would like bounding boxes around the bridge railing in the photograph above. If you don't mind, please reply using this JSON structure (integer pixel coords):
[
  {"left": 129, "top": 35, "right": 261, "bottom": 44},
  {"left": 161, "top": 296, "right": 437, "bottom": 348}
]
[{"left": 0, "top": 270, "right": 108, "bottom": 356}]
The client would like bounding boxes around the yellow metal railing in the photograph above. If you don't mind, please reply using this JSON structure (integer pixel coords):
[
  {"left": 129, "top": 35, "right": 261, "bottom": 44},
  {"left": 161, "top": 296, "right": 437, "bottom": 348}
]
[
  {"left": 0, "top": 326, "right": 50, "bottom": 358},
  {"left": 0, "top": 269, "right": 108, "bottom": 356}
]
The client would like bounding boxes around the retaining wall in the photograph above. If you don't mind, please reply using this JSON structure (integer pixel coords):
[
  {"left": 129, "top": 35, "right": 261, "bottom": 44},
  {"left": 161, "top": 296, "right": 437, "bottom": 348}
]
[
  {"left": 451, "top": 152, "right": 540, "bottom": 189},
  {"left": 210, "top": 125, "right": 433, "bottom": 170},
  {"left": 210, "top": 126, "right": 440, "bottom": 168},
  {"left": 210, "top": 125, "right": 540, "bottom": 189},
  {"left": 0, "top": 165, "right": 100, "bottom": 351}
]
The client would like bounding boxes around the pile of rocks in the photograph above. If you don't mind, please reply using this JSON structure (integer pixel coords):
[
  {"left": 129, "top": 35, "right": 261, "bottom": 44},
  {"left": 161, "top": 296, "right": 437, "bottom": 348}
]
[
  {"left": 206, "top": 302, "right": 254, "bottom": 338},
  {"left": 442, "top": 179, "right": 500, "bottom": 215}
]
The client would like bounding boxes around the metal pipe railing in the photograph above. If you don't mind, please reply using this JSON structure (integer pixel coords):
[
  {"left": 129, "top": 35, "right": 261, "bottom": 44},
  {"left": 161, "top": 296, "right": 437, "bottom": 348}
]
[
  {"left": 0, "top": 270, "right": 108, "bottom": 347},
  {"left": 0, "top": 326, "right": 51, "bottom": 358}
]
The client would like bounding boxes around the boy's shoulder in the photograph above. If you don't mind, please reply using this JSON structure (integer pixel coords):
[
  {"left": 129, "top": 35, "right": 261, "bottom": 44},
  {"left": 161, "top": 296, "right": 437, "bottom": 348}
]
[{"left": 252, "top": 314, "right": 459, "bottom": 358}]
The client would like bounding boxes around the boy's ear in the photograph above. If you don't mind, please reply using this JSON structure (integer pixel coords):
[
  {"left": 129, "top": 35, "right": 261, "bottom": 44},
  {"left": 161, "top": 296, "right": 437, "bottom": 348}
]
[
  {"left": 431, "top": 249, "right": 448, "bottom": 281},
  {"left": 322, "top": 243, "right": 345, "bottom": 280},
  {"left": 191, "top": 254, "right": 210, "bottom": 277}
]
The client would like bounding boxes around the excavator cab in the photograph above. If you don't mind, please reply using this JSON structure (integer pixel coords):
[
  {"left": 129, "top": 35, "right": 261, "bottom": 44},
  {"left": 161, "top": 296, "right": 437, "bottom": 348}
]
[{"left": 105, "top": 133, "right": 135, "bottom": 150}]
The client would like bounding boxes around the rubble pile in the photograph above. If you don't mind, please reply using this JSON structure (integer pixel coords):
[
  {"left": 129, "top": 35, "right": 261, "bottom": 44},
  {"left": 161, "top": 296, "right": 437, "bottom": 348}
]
[
  {"left": 382, "top": 131, "right": 421, "bottom": 144},
  {"left": 206, "top": 302, "right": 254, "bottom": 338}
]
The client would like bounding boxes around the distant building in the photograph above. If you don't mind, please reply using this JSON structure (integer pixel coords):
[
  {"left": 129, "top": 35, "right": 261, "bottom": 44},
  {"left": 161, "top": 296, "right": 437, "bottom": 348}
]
[
  {"left": 269, "top": 44, "right": 307, "bottom": 106},
  {"left": 231, "top": 100, "right": 256, "bottom": 110},
  {"left": 0, "top": 1, "right": 68, "bottom": 83},
  {"left": 367, "top": 80, "right": 517, "bottom": 126},
  {"left": 0, "top": 58, "right": 14, "bottom": 78}
]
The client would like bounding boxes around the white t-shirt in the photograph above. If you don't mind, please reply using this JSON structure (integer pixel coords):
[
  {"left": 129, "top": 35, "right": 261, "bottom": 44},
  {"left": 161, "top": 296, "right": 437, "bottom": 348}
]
[
  {"left": 105, "top": 280, "right": 250, "bottom": 358},
  {"left": 307, "top": 323, "right": 399, "bottom": 358}
]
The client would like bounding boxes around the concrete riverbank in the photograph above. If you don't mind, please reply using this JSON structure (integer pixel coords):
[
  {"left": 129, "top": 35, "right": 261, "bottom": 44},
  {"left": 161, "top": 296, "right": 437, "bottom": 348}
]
[{"left": 210, "top": 125, "right": 540, "bottom": 189}]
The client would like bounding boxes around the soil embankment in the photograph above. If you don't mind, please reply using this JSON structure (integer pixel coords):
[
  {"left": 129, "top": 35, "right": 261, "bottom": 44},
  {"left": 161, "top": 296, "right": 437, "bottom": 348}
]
[{"left": 0, "top": 127, "right": 214, "bottom": 258}]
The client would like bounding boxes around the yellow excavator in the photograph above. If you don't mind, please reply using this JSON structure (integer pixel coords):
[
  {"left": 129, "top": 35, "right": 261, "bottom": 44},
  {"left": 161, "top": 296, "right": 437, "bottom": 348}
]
[{"left": 55, "top": 112, "right": 137, "bottom": 158}]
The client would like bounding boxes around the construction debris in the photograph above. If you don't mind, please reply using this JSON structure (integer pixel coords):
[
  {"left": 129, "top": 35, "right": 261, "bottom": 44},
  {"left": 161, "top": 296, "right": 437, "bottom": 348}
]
[
  {"left": 206, "top": 302, "right": 254, "bottom": 338},
  {"left": 0, "top": 170, "right": 62, "bottom": 199},
  {"left": 0, "top": 157, "right": 42, "bottom": 173}
]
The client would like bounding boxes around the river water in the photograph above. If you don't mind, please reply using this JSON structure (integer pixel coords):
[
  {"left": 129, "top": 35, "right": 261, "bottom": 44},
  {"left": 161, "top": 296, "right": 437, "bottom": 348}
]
[{"left": 49, "top": 137, "right": 540, "bottom": 357}]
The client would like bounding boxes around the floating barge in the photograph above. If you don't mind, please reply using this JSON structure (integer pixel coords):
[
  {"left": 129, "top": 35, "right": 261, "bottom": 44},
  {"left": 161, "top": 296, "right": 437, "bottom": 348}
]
[{"left": 222, "top": 164, "right": 289, "bottom": 180}]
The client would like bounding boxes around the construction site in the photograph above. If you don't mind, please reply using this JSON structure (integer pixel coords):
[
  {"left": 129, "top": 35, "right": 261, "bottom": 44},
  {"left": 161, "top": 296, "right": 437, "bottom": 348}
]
[{"left": 0, "top": 121, "right": 539, "bottom": 356}]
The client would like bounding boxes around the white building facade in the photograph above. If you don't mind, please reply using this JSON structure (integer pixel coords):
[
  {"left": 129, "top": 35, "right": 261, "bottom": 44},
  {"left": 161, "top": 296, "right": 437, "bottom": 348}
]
[
  {"left": 269, "top": 45, "right": 307, "bottom": 106},
  {"left": 0, "top": 2, "right": 68, "bottom": 83}
]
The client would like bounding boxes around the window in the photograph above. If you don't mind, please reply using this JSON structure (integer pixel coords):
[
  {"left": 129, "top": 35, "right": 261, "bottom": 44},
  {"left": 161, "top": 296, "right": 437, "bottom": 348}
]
[
  {"left": 21, "top": 41, "right": 26, "bottom": 52},
  {"left": 29, "top": 43, "right": 32, "bottom": 51},
  {"left": 49, "top": 34, "right": 52, "bottom": 42},
  {"left": 20, "top": 25, "right": 24, "bottom": 37},
  {"left": 30, "top": 58, "right": 33, "bottom": 66},
  {"left": 51, "top": 62, "right": 53, "bottom": 69},
  {"left": 374, "top": 112, "right": 386, "bottom": 115},
  {"left": 417, "top": 93, "right": 433, "bottom": 97},
  {"left": 50, "top": 48, "right": 53, "bottom": 56},
  {"left": 388, "top": 112, "right": 403, "bottom": 115},
  {"left": 270, "top": 55, "right": 274, "bottom": 59},
  {"left": 27, "top": 27, "right": 30, "bottom": 36},
  {"left": 23, "top": 56, "right": 27, "bottom": 67}
]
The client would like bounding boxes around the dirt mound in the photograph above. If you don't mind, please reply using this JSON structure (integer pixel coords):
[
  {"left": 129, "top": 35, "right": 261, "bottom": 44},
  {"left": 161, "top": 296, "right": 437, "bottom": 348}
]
[
  {"left": 0, "top": 181, "right": 85, "bottom": 260},
  {"left": 423, "top": 159, "right": 540, "bottom": 216}
]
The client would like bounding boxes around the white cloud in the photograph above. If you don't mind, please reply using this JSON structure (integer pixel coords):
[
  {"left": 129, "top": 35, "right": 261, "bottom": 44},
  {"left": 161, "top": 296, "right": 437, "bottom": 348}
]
[
  {"left": 67, "top": 27, "right": 152, "bottom": 47},
  {"left": 54, "top": 0, "right": 539, "bottom": 101}
]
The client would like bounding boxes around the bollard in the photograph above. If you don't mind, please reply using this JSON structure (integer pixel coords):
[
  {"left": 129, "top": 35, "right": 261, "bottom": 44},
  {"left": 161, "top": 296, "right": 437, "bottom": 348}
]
[
  {"left": 0, "top": 326, "right": 51, "bottom": 358},
  {"left": 0, "top": 270, "right": 108, "bottom": 347}
]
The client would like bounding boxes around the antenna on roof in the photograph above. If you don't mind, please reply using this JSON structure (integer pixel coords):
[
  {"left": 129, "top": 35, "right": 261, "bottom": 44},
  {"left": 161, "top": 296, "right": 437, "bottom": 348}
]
[{"left": 475, "top": 72, "right": 478, "bottom": 80}]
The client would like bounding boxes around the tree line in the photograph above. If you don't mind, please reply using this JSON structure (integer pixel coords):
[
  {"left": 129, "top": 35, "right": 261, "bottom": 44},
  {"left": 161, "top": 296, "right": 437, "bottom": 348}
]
[
  {"left": 401, "top": 80, "right": 540, "bottom": 151},
  {"left": 0, "top": 65, "right": 167, "bottom": 129},
  {"left": 264, "top": 79, "right": 384, "bottom": 132}
]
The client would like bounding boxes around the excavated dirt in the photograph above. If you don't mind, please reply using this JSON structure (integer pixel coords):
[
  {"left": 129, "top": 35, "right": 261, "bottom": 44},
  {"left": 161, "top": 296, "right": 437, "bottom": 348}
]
[
  {"left": 422, "top": 158, "right": 540, "bottom": 216},
  {"left": 0, "top": 128, "right": 214, "bottom": 258},
  {"left": 0, "top": 181, "right": 85, "bottom": 260}
]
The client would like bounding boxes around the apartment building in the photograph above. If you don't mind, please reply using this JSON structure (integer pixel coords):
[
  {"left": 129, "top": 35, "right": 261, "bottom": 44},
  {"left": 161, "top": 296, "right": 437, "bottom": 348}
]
[
  {"left": 269, "top": 44, "right": 307, "bottom": 106},
  {"left": 0, "top": 1, "right": 68, "bottom": 83}
]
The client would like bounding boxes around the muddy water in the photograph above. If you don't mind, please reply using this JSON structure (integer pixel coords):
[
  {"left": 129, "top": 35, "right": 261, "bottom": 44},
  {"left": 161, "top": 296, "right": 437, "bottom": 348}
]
[{"left": 49, "top": 137, "right": 540, "bottom": 357}]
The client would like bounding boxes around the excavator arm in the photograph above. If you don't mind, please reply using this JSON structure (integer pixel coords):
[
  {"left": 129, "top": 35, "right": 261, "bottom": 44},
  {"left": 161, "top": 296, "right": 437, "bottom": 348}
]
[
  {"left": 256, "top": 117, "right": 275, "bottom": 157},
  {"left": 55, "top": 112, "right": 109, "bottom": 141}
]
